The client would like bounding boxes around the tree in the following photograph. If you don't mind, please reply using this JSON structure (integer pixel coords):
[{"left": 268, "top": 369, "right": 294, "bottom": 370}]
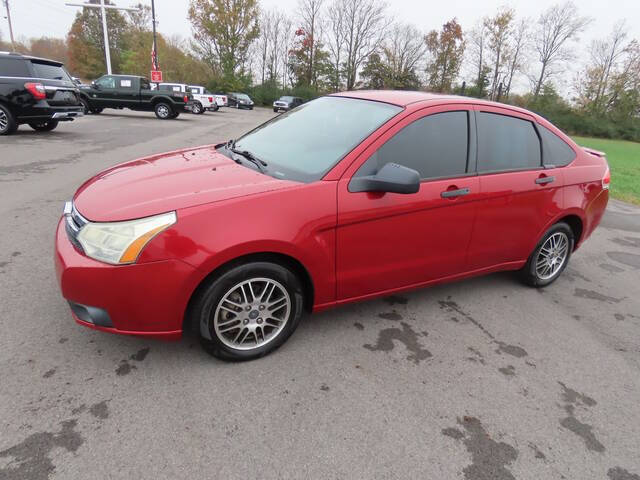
[
  {"left": 531, "top": 1, "right": 591, "bottom": 97},
  {"left": 330, "top": 0, "right": 389, "bottom": 90},
  {"left": 484, "top": 7, "right": 514, "bottom": 100},
  {"left": 425, "top": 18, "right": 465, "bottom": 93},
  {"left": 188, "top": 0, "right": 260, "bottom": 88},
  {"left": 297, "top": 0, "right": 325, "bottom": 87},
  {"left": 66, "top": 0, "right": 129, "bottom": 78},
  {"left": 326, "top": 0, "right": 346, "bottom": 90},
  {"left": 575, "top": 22, "right": 629, "bottom": 114},
  {"left": 29, "top": 38, "right": 69, "bottom": 65},
  {"left": 503, "top": 18, "right": 529, "bottom": 98},
  {"left": 360, "top": 53, "right": 390, "bottom": 89},
  {"left": 466, "top": 21, "right": 488, "bottom": 97},
  {"left": 288, "top": 26, "right": 330, "bottom": 87}
]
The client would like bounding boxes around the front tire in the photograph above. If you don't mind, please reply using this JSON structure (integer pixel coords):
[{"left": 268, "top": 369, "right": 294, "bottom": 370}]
[
  {"left": 80, "top": 98, "right": 90, "bottom": 115},
  {"left": 194, "top": 262, "right": 304, "bottom": 361},
  {"left": 28, "top": 120, "right": 59, "bottom": 132},
  {"left": 0, "top": 104, "right": 18, "bottom": 135},
  {"left": 154, "top": 102, "right": 173, "bottom": 119},
  {"left": 192, "top": 102, "right": 203, "bottom": 114},
  {"left": 520, "top": 222, "right": 574, "bottom": 287}
]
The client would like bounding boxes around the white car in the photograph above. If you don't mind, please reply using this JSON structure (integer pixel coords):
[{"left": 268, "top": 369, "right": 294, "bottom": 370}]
[{"left": 158, "top": 83, "right": 217, "bottom": 114}]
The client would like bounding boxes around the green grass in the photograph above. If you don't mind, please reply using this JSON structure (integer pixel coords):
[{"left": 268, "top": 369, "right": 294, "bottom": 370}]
[{"left": 572, "top": 136, "right": 640, "bottom": 205}]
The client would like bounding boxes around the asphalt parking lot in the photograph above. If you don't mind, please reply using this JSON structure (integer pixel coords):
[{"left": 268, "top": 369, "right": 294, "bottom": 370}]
[{"left": 1, "top": 107, "right": 639, "bottom": 480}]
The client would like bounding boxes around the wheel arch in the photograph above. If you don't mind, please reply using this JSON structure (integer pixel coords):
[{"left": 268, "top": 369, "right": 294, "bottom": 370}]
[
  {"left": 183, "top": 251, "right": 315, "bottom": 334},
  {"left": 531, "top": 211, "right": 585, "bottom": 256}
]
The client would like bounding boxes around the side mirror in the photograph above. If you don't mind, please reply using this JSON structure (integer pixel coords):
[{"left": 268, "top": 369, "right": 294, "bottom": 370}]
[
  {"left": 349, "top": 162, "right": 420, "bottom": 194},
  {"left": 91, "top": 81, "right": 99, "bottom": 89}
]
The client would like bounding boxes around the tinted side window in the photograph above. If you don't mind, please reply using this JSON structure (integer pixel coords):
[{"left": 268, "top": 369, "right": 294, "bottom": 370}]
[
  {"left": 356, "top": 111, "right": 469, "bottom": 180},
  {"left": 95, "top": 76, "right": 116, "bottom": 88},
  {"left": 140, "top": 78, "right": 150, "bottom": 90},
  {"left": 477, "top": 112, "right": 541, "bottom": 172},
  {"left": 0, "top": 58, "right": 31, "bottom": 76},
  {"left": 539, "top": 124, "right": 576, "bottom": 167},
  {"left": 118, "top": 78, "right": 133, "bottom": 88}
]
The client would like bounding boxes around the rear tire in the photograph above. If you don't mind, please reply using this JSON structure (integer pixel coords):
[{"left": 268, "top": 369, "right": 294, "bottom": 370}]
[
  {"left": 154, "top": 102, "right": 172, "bottom": 119},
  {"left": 28, "top": 120, "right": 59, "bottom": 132},
  {"left": 0, "top": 104, "right": 17, "bottom": 135},
  {"left": 192, "top": 102, "right": 203, "bottom": 114},
  {"left": 80, "top": 98, "right": 90, "bottom": 115},
  {"left": 520, "top": 222, "right": 574, "bottom": 287},
  {"left": 194, "top": 262, "right": 304, "bottom": 361}
]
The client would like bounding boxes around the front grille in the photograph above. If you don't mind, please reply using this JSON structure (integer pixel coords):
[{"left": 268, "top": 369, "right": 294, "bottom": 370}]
[{"left": 64, "top": 203, "right": 88, "bottom": 251}]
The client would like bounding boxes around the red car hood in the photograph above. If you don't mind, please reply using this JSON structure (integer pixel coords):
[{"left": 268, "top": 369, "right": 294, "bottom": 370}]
[{"left": 74, "top": 145, "right": 297, "bottom": 222}]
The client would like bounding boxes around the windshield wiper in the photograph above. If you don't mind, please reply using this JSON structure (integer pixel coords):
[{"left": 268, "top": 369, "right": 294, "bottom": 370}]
[{"left": 230, "top": 147, "right": 268, "bottom": 173}]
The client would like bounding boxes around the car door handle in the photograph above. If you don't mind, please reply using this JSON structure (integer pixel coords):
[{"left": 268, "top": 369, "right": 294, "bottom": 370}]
[
  {"left": 535, "top": 176, "right": 555, "bottom": 185},
  {"left": 441, "top": 187, "right": 470, "bottom": 199}
]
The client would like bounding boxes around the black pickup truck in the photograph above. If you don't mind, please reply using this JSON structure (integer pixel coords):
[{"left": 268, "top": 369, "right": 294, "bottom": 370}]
[
  {"left": 0, "top": 52, "right": 83, "bottom": 135},
  {"left": 78, "top": 74, "right": 191, "bottom": 119}
]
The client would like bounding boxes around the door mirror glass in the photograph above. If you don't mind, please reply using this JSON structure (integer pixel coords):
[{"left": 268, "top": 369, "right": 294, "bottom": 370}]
[
  {"left": 91, "top": 81, "right": 99, "bottom": 89},
  {"left": 349, "top": 163, "right": 420, "bottom": 194}
]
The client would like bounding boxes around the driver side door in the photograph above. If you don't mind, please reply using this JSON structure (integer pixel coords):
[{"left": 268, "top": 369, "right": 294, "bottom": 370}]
[
  {"left": 336, "top": 105, "right": 480, "bottom": 301},
  {"left": 91, "top": 75, "right": 117, "bottom": 108}
]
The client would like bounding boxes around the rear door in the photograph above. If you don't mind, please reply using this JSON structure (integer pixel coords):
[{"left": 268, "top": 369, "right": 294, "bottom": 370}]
[
  {"left": 467, "top": 106, "right": 564, "bottom": 270},
  {"left": 112, "top": 76, "right": 138, "bottom": 108},
  {"left": 336, "top": 104, "right": 480, "bottom": 300}
]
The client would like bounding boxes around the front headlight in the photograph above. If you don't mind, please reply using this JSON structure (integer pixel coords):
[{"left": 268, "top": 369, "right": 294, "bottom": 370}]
[{"left": 77, "top": 211, "right": 176, "bottom": 265}]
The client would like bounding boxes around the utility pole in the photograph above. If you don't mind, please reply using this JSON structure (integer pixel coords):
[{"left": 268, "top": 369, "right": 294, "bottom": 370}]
[
  {"left": 151, "top": 0, "right": 158, "bottom": 69},
  {"left": 3, "top": 0, "right": 15, "bottom": 50},
  {"left": 65, "top": 1, "right": 140, "bottom": 75}
]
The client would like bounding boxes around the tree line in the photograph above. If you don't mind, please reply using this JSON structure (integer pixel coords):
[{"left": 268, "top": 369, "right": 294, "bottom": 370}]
[{"left": 1, "top": 0, "right": 638, "bottom": 140}]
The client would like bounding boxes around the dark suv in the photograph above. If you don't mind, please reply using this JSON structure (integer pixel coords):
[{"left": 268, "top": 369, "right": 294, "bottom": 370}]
[{"left": 0, "top": 52, "right": 83, "bottom": 135}]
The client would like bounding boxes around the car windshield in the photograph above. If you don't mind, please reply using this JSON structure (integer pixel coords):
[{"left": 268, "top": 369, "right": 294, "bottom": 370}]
[
  {"left": 236, "top": 94, "right": 250, "bottom": 100},
  {"left": 30, "top": 61, "right": 72, "bottom": 81},
  {"left": 279, "top": 96, "right": 294, "bottom": 102},
  {"left": 233, "top": 96, "right": 402, "bottom": 182}
]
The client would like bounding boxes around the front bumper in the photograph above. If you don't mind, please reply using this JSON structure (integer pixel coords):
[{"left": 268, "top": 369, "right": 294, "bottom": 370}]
[{"left": 54, "top": 218, "right": 198, "bottom": 340}]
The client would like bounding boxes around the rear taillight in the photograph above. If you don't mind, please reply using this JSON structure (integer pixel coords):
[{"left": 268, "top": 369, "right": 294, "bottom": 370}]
[
  {"left": 602, "top": 167, "right": 611, "bottom": 190},
  {"left": 24, "top": 82, "right": 46, "bottom": 100},
  {"left": 208, "top": 97, "right": 213, "bottom": 102},
  {"left": 183, "top": 95, "right": 189, "bottom": 103}
]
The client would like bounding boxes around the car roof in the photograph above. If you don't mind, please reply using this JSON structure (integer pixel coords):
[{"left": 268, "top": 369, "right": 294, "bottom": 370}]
[
  {"left": 0, "top": 51, "right": 63, "bottom": 66},
  {"left": 329, "top": 90, "right": 535, "bottom": 116}
]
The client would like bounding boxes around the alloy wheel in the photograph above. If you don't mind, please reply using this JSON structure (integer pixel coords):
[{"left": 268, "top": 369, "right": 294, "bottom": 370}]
[
  {"left": 213, "top": 278, "right": 291, "bottom": 351},
  {"left": 535, "top": 232, "right": 569, "bottom": 280}
]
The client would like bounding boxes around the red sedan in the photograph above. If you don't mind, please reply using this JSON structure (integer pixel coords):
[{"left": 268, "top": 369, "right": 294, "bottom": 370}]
[{"left": 55, "top": 91, "right": 610, "bottom": 360}]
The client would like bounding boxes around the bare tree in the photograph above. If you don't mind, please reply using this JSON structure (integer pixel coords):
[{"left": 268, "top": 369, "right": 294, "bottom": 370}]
[
  {"left": 297, "top": 0, "right": 325, "bottom": 87},
  {"left": 504, "top": 18, "right": 530, "bottom": 98},
  {"left": 326, "top": 0, "right": 346, "bottom": 91},
  {"left": 531, "top": 1, "right": 591, "bottom": 97},
  {"left": 484, "top": 7, "right": 514, "bottom": 100},
  {"left": 466, "top": 21, "right": 488, "bottom": 92},
  {"left": 574, "top": 22, "right": 630, "bottom": 113},
  {"left": 333, "top": 0, "right": 390, "bottom": 90},
  {"left": 257, "top": 10, "right": 274, "bottom": 84}
]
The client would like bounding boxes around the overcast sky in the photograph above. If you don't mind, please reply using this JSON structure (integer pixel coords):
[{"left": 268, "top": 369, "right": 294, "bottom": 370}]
[{"left": 3, "top": 0, "right": 640, "bottom": 92}]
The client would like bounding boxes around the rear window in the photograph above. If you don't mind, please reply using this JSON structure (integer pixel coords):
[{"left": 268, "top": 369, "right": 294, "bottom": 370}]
[
  {"left": 477, "top": 112, "right": 541, "bottom": 172},
  {"left": 30, "top": 61, "right": 71, "bottom": 81},
  {"left": 0, "top": 58, "right": 31, "bottom": 77},
  {"left": 539, "top": 124, "right": 576, "bottom": 167}
]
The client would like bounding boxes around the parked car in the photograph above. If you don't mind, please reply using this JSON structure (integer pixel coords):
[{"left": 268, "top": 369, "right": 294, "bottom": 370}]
[
  {"left": 186, "top": 85, "right": 220, "bottom": 113},
  {"left": 273, "top": 96, "right": 304, "bottom": 112},
  {"left": 55, "top": 91, "right": 609, "bottom": 361},
  {"left": 0, "top": 52, "right": 83, "bottom": 135},
  {"left": 227, "top": 92, "right": 254, "bottom": 109},
  {"left": 158, "top": 83, "right": 215, "bottom": 114},
  {"left": 78, "top": 75, "right": 191, "bottom": 119}
]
